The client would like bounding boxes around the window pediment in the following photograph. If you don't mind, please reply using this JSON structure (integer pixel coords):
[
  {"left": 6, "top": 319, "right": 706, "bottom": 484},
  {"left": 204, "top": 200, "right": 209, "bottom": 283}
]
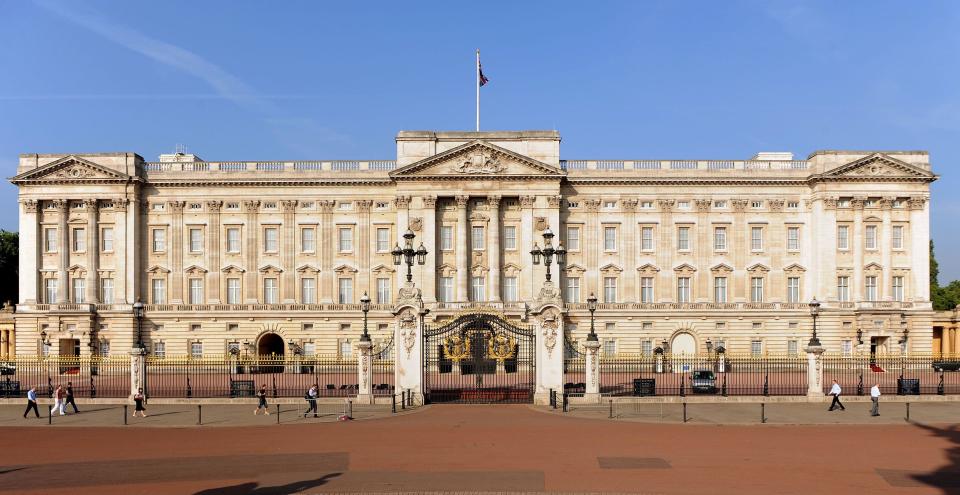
[
  {"left": 746, "top": 263, "right": 770, "bottom": 274},
  {"left": 710, "top": 263, "right": 733, "bottom": 274},
  {"left": 783, "top": 263, "right": 806, "bottom": 274},
  {"left": 296, "top": 264, "right": 320, "bottom": 274},
  {"left": 259, "top": 264, "right": 284, "bottom": 274},
  {"left": 221, "top": 264, "right": 246, "bottom": 274},
  {"left": 184, "top": 265, "right": 208, "bottom": 275},
  {"left": 147, "top": 265, "right": 170, "bottom": 274},
  {"left": 600, "top": 263, "right": 623, "bottom": 275},
  {"left": 637, "top": 263, "right": 660, "bottom": 275},
  {"left": 673, "top": 263, "right": 697, "bottom": 274}
]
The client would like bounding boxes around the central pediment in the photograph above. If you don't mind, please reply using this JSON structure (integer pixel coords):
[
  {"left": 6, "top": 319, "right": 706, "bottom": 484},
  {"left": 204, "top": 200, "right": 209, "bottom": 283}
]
[{"left": 389, "top": 141, "right": 565, "bottom": 180}]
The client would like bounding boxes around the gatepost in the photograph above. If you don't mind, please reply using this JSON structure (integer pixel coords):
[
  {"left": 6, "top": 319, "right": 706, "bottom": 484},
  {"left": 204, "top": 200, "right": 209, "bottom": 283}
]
[
  {"left": 531, "top": 280, "right": 564, "bottom": 405},
  {"left": 356, "top": 339, "right": 374, "bottom": 404},
  {"left": 583, "top": 339, "right": 602, "bottom": 403},
  {"left": 806, "top": 342, "right": 825, "bottom": 400},
  {"left": 394, "top": 281, "right": 426, "bottom": 404},
  {"left": 129, "top": 347, "right": 145, "bottom": 399}
]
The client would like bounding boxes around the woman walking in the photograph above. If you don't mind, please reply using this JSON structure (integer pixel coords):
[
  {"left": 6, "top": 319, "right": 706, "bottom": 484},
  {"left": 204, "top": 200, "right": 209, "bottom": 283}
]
[
  {"left": 254, "top": 385, "right": 270, "bottom": 415},
  {"left": 133, "top": 388, "right": 147, "bottom": 417},
  {"left": 52, "top": 385, "right": 65, "bottom": 416}
]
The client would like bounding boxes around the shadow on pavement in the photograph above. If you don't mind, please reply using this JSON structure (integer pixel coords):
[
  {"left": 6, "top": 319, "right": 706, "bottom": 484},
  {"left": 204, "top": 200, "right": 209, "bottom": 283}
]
[
  {"left": 193, "top": 473, "right": 341, "bottom": 495},
  {"left": 911, "top": 422, "right": 960, "bottom": 492}
]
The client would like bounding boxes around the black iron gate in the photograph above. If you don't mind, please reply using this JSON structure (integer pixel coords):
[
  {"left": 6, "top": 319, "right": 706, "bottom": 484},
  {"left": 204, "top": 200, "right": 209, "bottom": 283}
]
[{"left": 423, "top": 312, "right": 535, "bottom": 404}]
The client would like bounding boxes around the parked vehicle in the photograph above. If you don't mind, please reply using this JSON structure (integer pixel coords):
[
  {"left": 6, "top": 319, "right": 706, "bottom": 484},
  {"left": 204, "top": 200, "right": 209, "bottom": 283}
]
[
  {"left": 0, "top": 362, "right": 15, "bottom": 375},
  {"left": 690, "top": 370, "right": 717, "bottom": 393},
  {"left": 932, "top": 360, "right": 960, "bottom": 372}
]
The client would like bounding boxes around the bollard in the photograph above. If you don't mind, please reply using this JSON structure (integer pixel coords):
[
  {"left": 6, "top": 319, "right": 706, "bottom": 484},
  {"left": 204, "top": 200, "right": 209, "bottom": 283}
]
[
  {"left": 124, "top": 405, "right": 128, "bottom": 425},
  {"left": 391, "top": 393, "right": 397, "bottom": 414},
  {"left": 276, "top": 404, "right": 280, "bottom": 424},
  {"left": 761, "top": 403, "right": 766, "bottom": 424},
  {"left": 345, "top": 399, "right": 353, "bottom": 419},
  {"left": 906, "top": 402, "right": 910, "bottom": 422},
  {"left": 682, "top": 402, "right": 687, "bottom": 423},
  {"left": 406, "top": 389, "right": 412, "bottom": 407},
  {"left": 48, "top": 405, "right": 52, "bottom": 425},
  {"left": 609, "top": 399, "right": 614, "bottom": 419},
  {"left": 198, "top": 404, "right": 202, "bottom": 425},
  {"left": 401, "top": 390, "right": 406, "bottom": 410},
  {"left": 562, "top": 393, "right": 568, "bottom": 413}
]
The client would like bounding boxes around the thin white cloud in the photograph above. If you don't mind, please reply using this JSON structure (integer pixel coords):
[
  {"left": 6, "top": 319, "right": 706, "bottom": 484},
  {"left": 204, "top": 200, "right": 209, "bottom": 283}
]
[{"left": 0, "top": 94, "right": 324, "bottom": 101}]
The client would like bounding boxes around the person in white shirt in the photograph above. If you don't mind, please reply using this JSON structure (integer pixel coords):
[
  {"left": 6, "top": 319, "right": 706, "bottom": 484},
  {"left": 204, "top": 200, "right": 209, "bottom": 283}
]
[
  {"left": 828, "top": 380, "right": 845, "bottom": 411},
  {"left": 870, "top": 383, "right": 881, "bottom": 417}
]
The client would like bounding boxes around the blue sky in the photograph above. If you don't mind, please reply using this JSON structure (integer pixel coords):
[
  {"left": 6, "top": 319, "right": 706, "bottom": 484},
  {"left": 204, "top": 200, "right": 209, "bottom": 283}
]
[{"left": 1, "top": 1, "right": 958, "bottom": 280}]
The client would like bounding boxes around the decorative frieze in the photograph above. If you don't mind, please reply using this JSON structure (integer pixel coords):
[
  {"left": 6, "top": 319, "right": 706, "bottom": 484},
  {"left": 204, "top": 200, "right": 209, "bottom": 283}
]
[
  {"left": 546, "top": 195, "right": 562, "bottom": 208},
  {"left": 657, "top": 199, "right": 675, "bottom": 212},
  {"left": 908, "top": 197, "right": 927, "bottom": 210},
  {"left": 423, "top": 195, "right": 438, "bottom": 208},
  {"left": 519, "top": 195, "right": 536, "bottom": 209},
  {"left": 395, "top": 195, "right": 412, "bottom": 209},
  {"left": 355, "top": 200, "right": 373, "bottom": 213},
  {"left": 768, "top": 199, "right": 784, "bottom": 212},
  {"left": 280, "top": 200, "right": 298, "bottom": 213},
  {"left": 21, "top": 199, "right": 38, "bottom": 213},
  {"left": 694, "top": 199, "right": 712, "bottom": 213},
  {"left": 242, "top": 200, "right": 261, "bottom": 213},
  {"left": 584, "top": 199, "right": 602, "bottom": 212},
  {"left": 731, "top": 199, "right": 749, "bottom": 212}
]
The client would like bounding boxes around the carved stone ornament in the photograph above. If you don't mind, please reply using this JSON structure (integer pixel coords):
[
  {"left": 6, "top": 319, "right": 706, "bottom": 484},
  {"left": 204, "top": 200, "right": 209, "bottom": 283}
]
[
  {"left": 584, "top": 199, "right": 602, "bottom": 212},
  {"left": 853, "top": 162, "right": 894, "bottom": 176},
  {"left": 206, "top": 200, "right": 223, "bottom": 212},
  {"left": 823, "top": 197, "right": 838, "bottom": 210},
  {"left": 768, "top": 199, "right": 785, "bottom": 212},
  {"left": 280, "top": 200, "right": 298, "bottom": 213},
  {"left": 908, "top": 197, "right": 927, "bottom": 210},
  {"left": 423, "top": 195, "right": 438, "bottom": 208},
  {"left": 22, "top": 199, "right": 38, "bottom": 213},
  {"left": 453, "top": 149, "right": 505, "bottom": 174},
  {"left": 167, "top": 201, "right": 186, "bottom": 213},
  {"left": 317, "top": 200, "right": 336, "bottom": 213},
  {"left": 487, "top": 195, "right": 502, "bottom": 208},
  {"left": 731, "top": 199, "right": 749, "bottom": 212},
  {"left": 409, "top": 217, "right": 422, "bottom": 232},
  {"left": 538, "top": 307, "right": 560, "bottom": 357},
  {"left": 54, "top": 165, "right": 96, "bottom": 180},
  {"left": 621, "top": 198, "right": 638, "bottom": 211},
  {"left": 356, "top": 200, "right": 373, "bottom": 212},
  {"left": 534, "top": 217, "right": 548, "bottom": 232},
  {"left": 657, "top": 199, "right": 675, "bottom": 212},
  {"left": 396, "top": 281, "right": 423, "bottom": 308},
  {"left": 695, "top": 199, "right": 712, "bottom": 213},
  {"left": 399, "top": 308, "right": 417, "bottom": 358},
  {"left": 534, "top": 280, "right": 563, "bottom": 311},
  {"left": 547, "top": 195, "right": 562, "bottom": 208},
  {"left": 455, "top": 195, "right": 470, "bottom": 209},
  {"left": 519, "top": 195, "right": 536, "bottom": 209},
  {"left": 394, "top": 196, "right": 412, "bottom": 209}
]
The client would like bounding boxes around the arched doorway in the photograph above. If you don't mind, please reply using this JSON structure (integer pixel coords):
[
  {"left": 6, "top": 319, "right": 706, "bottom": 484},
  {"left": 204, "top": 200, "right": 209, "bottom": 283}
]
[
  {"left": 257, "top": 333, "right": 285, "bottom": 358},
  {"left": 671, "top": 332, "right": 696, "bottom": 355}
]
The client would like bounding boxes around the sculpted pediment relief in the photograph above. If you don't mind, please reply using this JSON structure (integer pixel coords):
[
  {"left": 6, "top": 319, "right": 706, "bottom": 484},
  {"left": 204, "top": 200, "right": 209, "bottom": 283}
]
[
  {"left": 823, "top": 153, "right": 935, "bottom": 180},
  {"left": 11, "top": 156, "right": 132, "bottom": 183},
  {"left": 389, "top": 141, "right": 565, "bottom": 180}
]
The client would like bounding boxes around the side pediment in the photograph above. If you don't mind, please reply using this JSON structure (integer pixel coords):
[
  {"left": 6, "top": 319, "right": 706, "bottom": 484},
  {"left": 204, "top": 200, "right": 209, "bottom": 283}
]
[
  {"left": 389, "top": 141, "right": 565, "bottom": 180},
  {"left": 10, "top": 155, "right": 133, "bottom": 183},
  {"left": 822, "top": 153, "right": 935, "bottom": 180}
]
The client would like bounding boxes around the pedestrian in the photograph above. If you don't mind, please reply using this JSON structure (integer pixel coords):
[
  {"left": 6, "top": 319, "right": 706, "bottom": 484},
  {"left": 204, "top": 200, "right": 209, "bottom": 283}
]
[
  {"left": 254, "top": 384, "right": 270, "bottom": 415},
  {"left": 303, "top": 384, "right": 318, "bottom": 418},
  {"left": 52, "top": 385, "right": 66, "bottom": 416},
  {"left": 65, "top": 381, "right": 79, "bottom": 414},
  {"left": 133, "top": 388, "right": 147, "bottom": 418},
  {"left": 23, "top": 387, "right": 40, "bottom": 418},
  {"left": 827, "top": 380, "right": 845, "bottom": 411},
  {"left": 870, "top": 383, "right": 881, "bottom": 417}
]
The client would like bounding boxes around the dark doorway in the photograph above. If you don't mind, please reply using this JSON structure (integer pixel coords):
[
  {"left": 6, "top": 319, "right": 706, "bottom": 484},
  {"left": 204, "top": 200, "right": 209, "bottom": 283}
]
[{"left": 257, "top": 333, "right": 285, "bottom": 357}]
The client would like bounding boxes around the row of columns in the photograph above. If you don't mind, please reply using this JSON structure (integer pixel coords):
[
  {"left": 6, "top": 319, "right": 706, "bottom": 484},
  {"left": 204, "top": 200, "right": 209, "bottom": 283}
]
[{"left": 940, "top": 327, "right": 959, "bottom": 355}]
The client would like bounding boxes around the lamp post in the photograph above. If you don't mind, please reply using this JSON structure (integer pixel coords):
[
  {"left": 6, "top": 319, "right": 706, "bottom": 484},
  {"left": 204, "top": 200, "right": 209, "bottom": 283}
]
[
  {"left": 900, "top": 313, "right": 909, "bottom": 352},
  {"left": 391, "top": 229, "right": 427, "bottom": 283},
  {"left": 529, "top": 227, "right": 566, "bottom": 283},
  {"left": 360, "top": 291, "right": 371, "bottom": 343},
  {"left": 586, "top": 292, "right": 598, "bottom": 342},
  {"left": 808, "top": 298, "right": 821, "bottom": 347},
  {"left": 132, "top": 298, "right": 147, "bottom": 397}
]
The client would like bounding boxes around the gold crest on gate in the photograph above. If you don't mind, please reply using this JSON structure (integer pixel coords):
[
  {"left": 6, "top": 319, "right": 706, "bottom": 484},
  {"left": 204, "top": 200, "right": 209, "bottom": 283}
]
[
  {"left": 488, "top": 332, "right": 516, "bottom": 362},
  {"left": 443, "top": 333, "right": 471, "bottom": 363}
]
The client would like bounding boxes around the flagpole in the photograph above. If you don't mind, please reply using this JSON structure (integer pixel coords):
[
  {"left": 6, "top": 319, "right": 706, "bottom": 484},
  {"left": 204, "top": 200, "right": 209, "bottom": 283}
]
[{"left": 476, "top": 49, "right": 480, "bottom": 132}]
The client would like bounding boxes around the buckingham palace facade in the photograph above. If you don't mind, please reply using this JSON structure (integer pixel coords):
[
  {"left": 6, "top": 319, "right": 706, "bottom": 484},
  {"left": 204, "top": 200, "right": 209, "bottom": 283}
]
[{"left": 9, "top": 130, "right": 939, "bottom": 359}]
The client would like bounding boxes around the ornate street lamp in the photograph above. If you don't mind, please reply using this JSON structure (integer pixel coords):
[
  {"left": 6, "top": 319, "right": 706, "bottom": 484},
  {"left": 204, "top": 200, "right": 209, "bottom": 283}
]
[
  {"left": 360, "top": 291, "right": 371, "bottom": 342},
  {"left": 391, "top": 229, "right": 427, "bottom": 283},
  {"left": 530, "top": 227, "right": 566, "bottom": 282},
  {"left": 808, "top": 297, "right": 821, "bottom": 347},
  {"left": 586, "top": 292, "right": 598, "bottom": 342},
  {"left": 133, "top": 299, "right": 145, "bottom": 350}
]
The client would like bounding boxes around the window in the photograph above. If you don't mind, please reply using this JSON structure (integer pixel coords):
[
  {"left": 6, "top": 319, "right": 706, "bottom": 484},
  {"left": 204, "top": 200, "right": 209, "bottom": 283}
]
[
  {"left": 189, "top": 278, "right": 203, "bottom": 304},
  {"left": 566, "top": 226, "right": 580, "bottom": 251},
  {"left": 440, "top": 226, "right": 453, "bottom": 250},
  {"left": 44, "top": 279, "right": 57, "bottom": 303},
  {"left": 189, "top": 228, "right": 203, "bottom": 253},
  {"left": 641, "top": 227, "right": 654, "bottom": 251},
  {"left": 751, "top": 340, "right": 763, "bottom": 357},
  {"left": 226, "top": 227, "right": 241, "bottom": 253},
  {"left": 892, "top": 276, "right": 904, "bottom": 302},
  {"left": 603, "top": 227, "right": 617, "bottom": 251},
  {"left": 865, "top": 225, "right": 877, "bottom": 250},
  {"left": 503, "top": 276, "right": 518, "bottom": 302},
  {"left": 471, "top": 276, "right": 486, "bottom": 301},
  {"left": 752, "top": 322, "right": 763, "bottom": 331},
  {"left": 787, "top": 201, "right": 800, "bottom": 209},
  {"left": 677, "top": 227, "right": 690, "bottom": 251},
  {"left": 677, "top": 201, "right": 690, "bottom": 209},
  {"left": 892, "top": 226, "right": 904, "bottom": 249},
  {"left": 865, "top": 275, "right": 878, "bottom": 301},
  {"left": 837, "top": 276, "right": 850, "bottom": 302},
  {"left": 641, "top": 340, "right": 653, "bottom": 356},
  {"left": 264, "top": 227, "right": 279, "bottom": 252},
  {"left": 787, "top": 277, "right": 800, "bottom": 303},
  {"left": 303, "top": 341, "right": 316, "bottom": 356},
  {"left": 302, "top": 227, "right": 316, "bottom": 253},
  {"left": 302, "top": 277, "right": 317, "bottom": 304},
  {"left": 338, "top": 278, "right": 353, "bottom": 304},
  {"left": 153, "top": 342, "right": 166, "bottom": 359},
  {"left": 841, "top": 340, "right": 853, "bottom": 357},
  {"left": 264, "top": 278, "right": 279, "bottom": 304},
  {"left": 640, "top": 201, "right": 654, "bottom": 209},
  {"left": 751, "top": 277, "right": 764, "bottom": 302},
  {"left": 566, "top": 277, "right": 580, "bottom": 303},
  {"left": 226, "top": 278, "right": 241, "bottom": 304},
  {"left": 504, "top": 226, "right": 517, "bottom": 250},
  {"left": 837, "top": 225, "right": 849, "bottom": 250},
  {"left": 101, "top": 227, "right": 114, "bottom": 252},
  {"left": 152, "top": 229, "right": 166, "bottom": 252},
  {"left": 640, "top": 277, "right": 654, "bottom": 303},
  {"left": 751, "top": 227, "right": 763, "bottom": 251},
  {"left": 438, "top": 277, "right": 453, "bottom": 302},
  {"left": 376, "top": 278, "right": 390, "bottom": 304},
  {"left": 72, "top": 278, "right": 85, "bottom": 303},
  {"left": 787, "top": 227, "right": 800, "bottom": 251},
  {"left": 787, "top": 340, "right": 798, "bottom": 355},
  {"left": 190, "top": 342, "right": 203, "bottom": 358},
  {"left": 712, "top": 227, "right": 727, "bottom": 251},
  {"left": 72, "top": 228, "right": 86, "bottom": 252},
  {"left": 340, "top": 340, "right": 352, "bottom": 359},
  {"left": 100, "top": 278, "right": 114, "bottom": 304},
  {"left": 44, "top": 228, "right": 58, "bottom": 252},
  {"left": 677, "top": 277, "right": 691, "bottom": 303},
  {"left": 604, "top": 200, "right": 617, "bottom": 209},
  {"left": 751, "top": 201, "right": 763, "bottom": 209},
  {"left": 100, "top": 340, "right": 110, "bottom": 357},
  {"left": 714, "top": 200, "right": 727, "bottom": 208},
  {"left": 603, "top": 277, "right": 617, "bottom": 303},
  {"left": 472, "top": 226, "right": 485, "bottom": 250},
  {"left": 603, "top": 339, "right": 617, "bottom": 357},
  {"left": 376, "top": 228, "right": 389, "bottom": 252},
  {"left": 714, "top": 277, "right": 727, "bottom": 303},
  {"left": 151, "top": 278, "right": 166, "bottom": 304}
]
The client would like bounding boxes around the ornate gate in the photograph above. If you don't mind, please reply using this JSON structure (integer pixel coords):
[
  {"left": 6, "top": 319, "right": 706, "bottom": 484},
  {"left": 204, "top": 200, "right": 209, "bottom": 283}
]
[{"left": 423, "top": 312, "right": 536, "bottom": 404}]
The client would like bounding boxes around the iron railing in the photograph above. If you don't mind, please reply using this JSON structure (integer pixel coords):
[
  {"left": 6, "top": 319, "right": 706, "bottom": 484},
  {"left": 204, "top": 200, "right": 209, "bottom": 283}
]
[
  {"left": 822, "top": 354, "right": 960, "bottom": 396},
  {"left": 371, "top": 338, "right": 396, "bottom": 396},
  {"left": 0, "top": 356, "right": 130, "bottom": 398}
]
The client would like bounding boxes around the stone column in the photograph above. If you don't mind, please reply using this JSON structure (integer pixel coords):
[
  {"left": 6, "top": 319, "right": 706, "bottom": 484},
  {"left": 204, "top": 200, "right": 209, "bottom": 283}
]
[
  {"left": 281, "top": 200, "right": 297, "bottom": 303},
  {"left": 622, "top": 199, "right": 638, "bottom": 302},
  {"left": 768, "top": 200, "right": 785, "bottom": 301},
  {"left": 584, "top": 339, "right": 601, "bottom": 403},
  {"left": 394, "top": 304, "right": 424, "bottom": 402},
  {"left": 909, "top": 197, "right": 930, "bottom": 301},
  {"left": 19, "top": 200, "right": 39, "bottom": 303},
  {"left": 455, "top": 195, "right": 469, "bottom": 301},
  {"left": 880, "top": 198, "right": 893, "bottom": 299},
  {"left": 394, "top": 196, "right": 411, "bottom": 299},
  {"left": 356, "top": 200, "right": 373, "bottom": 300},
  {"left": 520, "top": 196, "right": 537, "bottom": 301},
  {"left": 319, "top": 200, "right": 335, "bottom": 303},
  {"left": 533, "top": 307, "right": 564, "bottom": 404},
  {"left": 118, "top": 199, "right": 131, "bottom": 303},
  {"left": 54, "top": 199, "right": 69, "bottom": 303},
  {"left": 169, "top": 201, "right": 186, "bottom": 304},
  {"left": 487, "top": 195, "right": 501, "bottom": 302},
  {"left": 130, "top": 347, "right": 146, "bottom": 398},
  {"left": 806, "top": 343, "right": 825, "bottom": 399},
  {"left": 695, "top": 199, "right": 711, "bottom": 302},
  {"left": 356, "top": 339, "right": 374, "bottom": 404},
  {"left": 207, "top": 201, "right": 223, "bottom": 303},
  {"left": 422, "top": 196, "right": 438, "bottom": 304},
  {"left": 818, "top": 198, "right": 838, "bottom": 301},
  {"left": 657, "top": 200, "right": 676, "bottom": 301},
  {"left": 852, "top": 198, "right": 865, "bottom": 302},
  {"left": 243, "top": 201, "right": 260, "bottom": 303},
  {"left": 84, "top": 199, "right": 100, "bottom": 304},
  {"left": 731, "top": 200, "right": 748, "bottom": 301}
]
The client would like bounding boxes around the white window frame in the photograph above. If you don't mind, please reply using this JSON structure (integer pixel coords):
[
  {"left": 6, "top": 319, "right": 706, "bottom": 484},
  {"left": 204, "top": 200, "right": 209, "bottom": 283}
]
[
  {"left": 837, "top": 225, "right": 849, "bottom": 250},
  {"left": 301, "top": 227, "right": 316, "bottom": 253},
  {"left": 714, "top": 227, "right": 727, "bottom": 251},
  {"left": 603, "top": 226, "right": 617, "bottom": 251},
  {"left": 892, "top": 225, "right": 904, "bottom": 250},
  {"left": 751, "top": 226, "right": 764, "bottom": 251},
  {"left": 566, "top": 226, "right": 580, "bottom": 251},
  {"left": 566, "top": 277, "right": 580, "bottom": 303},
  {"left": 787, "top": 277, "right": 800, "bottom": 303},
  {"left": 471, "top": 226, "right": 485, "bottom": 251},
  {"left": 376, "top": 228, "right": 390, "bottom": 253},
  {"left": 641, "top": 226, "right": 654, "bottom": 251},
  {"left": 865, "top": 275, "right": 878, "bottom": 301},
  {"left": 302, "top": 277, "right": 317, "bottom": 304},
  {"left": 44, "top": 228, "right": 58, "bottom": 253},
  {"left": 226, "top": 227, "right": 241, "bottom": 253},
  {"left": 787, "top": 226, "right": 800, "bottom": 251},
  {"left": 503, "top": 276, "right": 518, "bottom": 302},
  {"left": 226, "top": 278, "right": 241, "bottom": 304},
  {"left": 264, "top": 277, "right": 279, "bottom": 304},
  {"left": 714, "top": 277, "right": 727, "bottom": 303},
  {"left": 376, "top": 277, "right": 390, "bottom": 304},
  {"left": 44, "top": 279, "right": 57, "bottom": 303},
  {"left": 189, "top": 278, "right": 203, "bottom": 305},
  {"left": 188, "top": 228, "right": 203, "bottom": 253},
  {"left": 640, "top": 277, "right": 654, "bottom": 303},
  {"left": 438, "top": 276, "right": 453, "bottom": 302},
  {"left": 677, "top": 227, "right": 690, "bottom": 251},
  {"left": 72, "top": 278, "right": 85, "bottom": 303},
  {"left": 72, "top": 228, "right": 86, "bottom": 253},
  {"left": 151, "top": 278, "right": 166, "bottom": 304},
  {"left": 503, "top": 226, "right": 517, "bottom": 250},
  {"left": 337, "top": 278, "right": 353, "bottom": 304},
  {"left": 471, "top": 276, "right": 486, "bottom": 301},
  {"left": 101, "top": 227, "right": 114, "bottom": 252},
  {"left": 837, "top": 276, "right": 850, "bottom": 302},
  {"left": 440, "top": 226, "right": 454, "bottom": 251},
  {"left": 264, "top": 227, "right": 279, "bottom": 253},
  {"left": 100, "top": 278, "right": 114, "bottom": 304},
  {"left": 865, "top": 225, "right": 878, "bottom": 250},
  {"left": 603, "top": 276, "right": 617, "bottom": 303},
  {"left": 677, "top": 277, "right": 691, "bottom": 303},
  {"left": 751, "top": 277, "right": 764, "bottom": 302},
  {"left": 892, "top": 276, "right": 904, "bottom": 302}
]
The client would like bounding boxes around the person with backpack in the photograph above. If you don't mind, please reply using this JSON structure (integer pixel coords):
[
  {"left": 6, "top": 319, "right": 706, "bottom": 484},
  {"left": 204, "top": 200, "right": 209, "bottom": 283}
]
[
  {"left": 65, "top": 381, "right": 79, "bottom": 414},
  {"left": 303, "top": 384, "right": 318, "bottom": 418},
  {"left": 254, "top": 384, "right": 270, "bottom": 415}
]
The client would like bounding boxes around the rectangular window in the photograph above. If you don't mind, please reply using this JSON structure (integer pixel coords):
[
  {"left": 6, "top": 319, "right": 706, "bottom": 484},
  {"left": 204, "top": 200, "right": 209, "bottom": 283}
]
[
  {"left": 865, "top": 225, "right": 877, "bottom": 250},
  {"left": 893, "top": 276, "right": 904, "bottom": 302},
  {"left": 787, "top": 340, "right": 798, "bottom": 355},
  {"left": 303, "top": 341, "right": 316, "bottom": 356},
  {"left": 152, "top": 229, "right": 166, "bottom": 252},
  {"left": 226, "top": 227, "right": 241, "bottom": 253},
  {"left": 714, "top": 277, "right": 727, "bottom": 303},
  {"left": 603, "top": 226, "right": 617, "bottom": 251},
  {"left": 641, "top": 226, "right": 654, "bottom": 251},
  {"left": 44, "top": 228, "right": 58, "bottom": 252},
  {"left": 677, "top": 277, "right": 691, "bottom": 303},
  {"left": 503, "top": 276, "right": 518, "bottom": 302},
  {"left": 340, "top": 340, "right": 353, "bottom": 359},
  {"left": 438, "top": 276, "right": 453, "bottom": 302},
  {"left": 566, "top": 277, "right": 580, "bottom": 303},
  {"left": 153, "top": 341, "right": 166, "bottom": 359},
  {"left": 787, "top": 277, "right": 800, "bottom": 303},
  {"left": 472, "top": 226, "right": 485, "bottom": 250},
  {"left": 892, "top": 225, "right": 904, "bottom": 249},
  {"left": 603, "top": 277, "right": 617, "bottom": 303},
  {"left": 471, "top": 276, "right": 486, "bottom": 301},
  {"left": 100, "top": 278, "right": 114, "bottom": 304},
  {"left": 865, "top": 275, "right": 878, "bottom": 301},
  {"left": 101, "top": 227, "right": 114, "bottom": 252},
  {"left": 440, "top": 226, "right": 453, "bottom": 250},
  {"left": 376, "top": 228, "right": 390, "bottom": 252},
  {"left": 264, "top": 227, "right": 279, "bottom": 252},
  {"left": 504, "top": 226, "right": 517, "bottom": 250},
  {"left": 264, "top": 278, "right": 279, "bottom": 304},
  {"left": 842, "top": 340, "right": 853, "bottom": 357},
  {"left": 376, "top": 277, "right": 390, "bottom": 304},
  {"left": 151, "top": 279, "right": 166, "bottom": 304},
  {"left": 751, "top": 340, "right": 763, "bottom": 357},
  {"left": 641, "top": 277, "right": 654, "bottom": 303},
  {"left": 302, "top": 277, "right": 317, "bottom": 304},
  {"left": 837, "top": 225, "right": 849, "bottom": 250},
  {"left": 72, "top": 228, "right": 86, "bottom": 252},
  {"left": 189, "top": 228, "right": 203, "bottom": 253},
  {"left": 227, "top": 278, "right": 241, "bottom": 304},
  {"left": 787, "top": 227, "right": 800, "bottom": 251},
  {"left": 190, "top": 342, "right": 203, "bottom": 358},
  {"left": 566, "top": 226, "right": 580, "bottom": 251},
  {"left": 337, "top": 278, "right": 353, "bottom": 304},
  {"left": 837, "top": 276, "right": 850, "bottom": 302},
  {"left": 72, "top": 278, "right": 85, "bottom": 303},
  {"left": 751, "top": 227, "right": 763, "bottom": 251},
  {"left": 603, "top": 339, "right": 617, "bottom": 357},
  {"left": 641, "top": 340, "right": 653, "bottom": 356},
  {"left": 44, "top": 279, "right": 57, "bottom": 303},
  {"left": 189, "top": 278, "right": 203, "bottom": 304},
  {"left": 714, "top": 227, "right": 727, "bottom": 251},
  {"left": 751, "top": 277, "right": 764, "bottom": 302},
  {"left": 301, "top": 227, "right": 316, "bottom": 253},
  {"left": 677, "top": 227, "right": 690, "bottom": 251}
]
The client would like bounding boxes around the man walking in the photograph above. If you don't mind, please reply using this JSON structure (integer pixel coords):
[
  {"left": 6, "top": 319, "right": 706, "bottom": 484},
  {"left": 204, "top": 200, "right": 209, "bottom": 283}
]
[
  {"left": 870, "top": 383, "right": 881, "bottom": 416},
  {"left": 52, "top": 385, "right": 66, "bottom": 416},
  {"left": 23, "top": 387, "right": 40, "bottom": 418},
  {"left": 303, "top": 384, "right": 319, "bottom": 418},
  {"left": 828, "top": 379, "right": 845, "bottom": 411},
  {"left": 65, "top": 381, "right": 79, "bottom": 414}
]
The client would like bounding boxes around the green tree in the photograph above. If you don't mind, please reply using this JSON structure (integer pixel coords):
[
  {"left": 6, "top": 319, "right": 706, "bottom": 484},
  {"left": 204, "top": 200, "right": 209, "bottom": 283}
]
[
  {"left": 0, "top": 231, "right": 16, "bottom": 305},
  {"left": 931, "top": 240, "right": 940, "bottom": 288}
]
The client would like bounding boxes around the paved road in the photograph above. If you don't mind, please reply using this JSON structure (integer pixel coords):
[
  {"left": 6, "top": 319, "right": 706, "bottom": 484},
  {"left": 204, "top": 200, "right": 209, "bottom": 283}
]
[{"left": 0, "top": 405, "right": 957, "bottom": 494}]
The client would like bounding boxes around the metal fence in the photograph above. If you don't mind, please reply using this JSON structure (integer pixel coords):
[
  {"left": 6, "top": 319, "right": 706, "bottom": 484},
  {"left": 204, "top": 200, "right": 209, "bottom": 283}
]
[
  {"left": 0, "top": 356, "right": 131, "bottom": 398},
  {"left": 823, "top": 355, "right": 960, "bottom": 396},
  {"left": 371, "top": 339, "right": 396, "bottom": 396}
]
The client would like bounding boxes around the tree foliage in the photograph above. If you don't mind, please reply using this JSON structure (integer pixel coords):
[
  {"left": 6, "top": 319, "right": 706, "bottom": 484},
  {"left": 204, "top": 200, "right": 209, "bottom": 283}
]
[
  {"left": 0, "top": 231, "right": 17, "bottom": 305},
  {"left": 931, "top": 240, "right": 960, "bottom": 311}
]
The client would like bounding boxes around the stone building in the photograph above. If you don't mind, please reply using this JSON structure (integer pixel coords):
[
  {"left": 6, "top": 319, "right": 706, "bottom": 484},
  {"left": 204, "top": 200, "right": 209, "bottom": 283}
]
[{"left": 9, "top": 130, "right": 938, "bottom": 360}]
